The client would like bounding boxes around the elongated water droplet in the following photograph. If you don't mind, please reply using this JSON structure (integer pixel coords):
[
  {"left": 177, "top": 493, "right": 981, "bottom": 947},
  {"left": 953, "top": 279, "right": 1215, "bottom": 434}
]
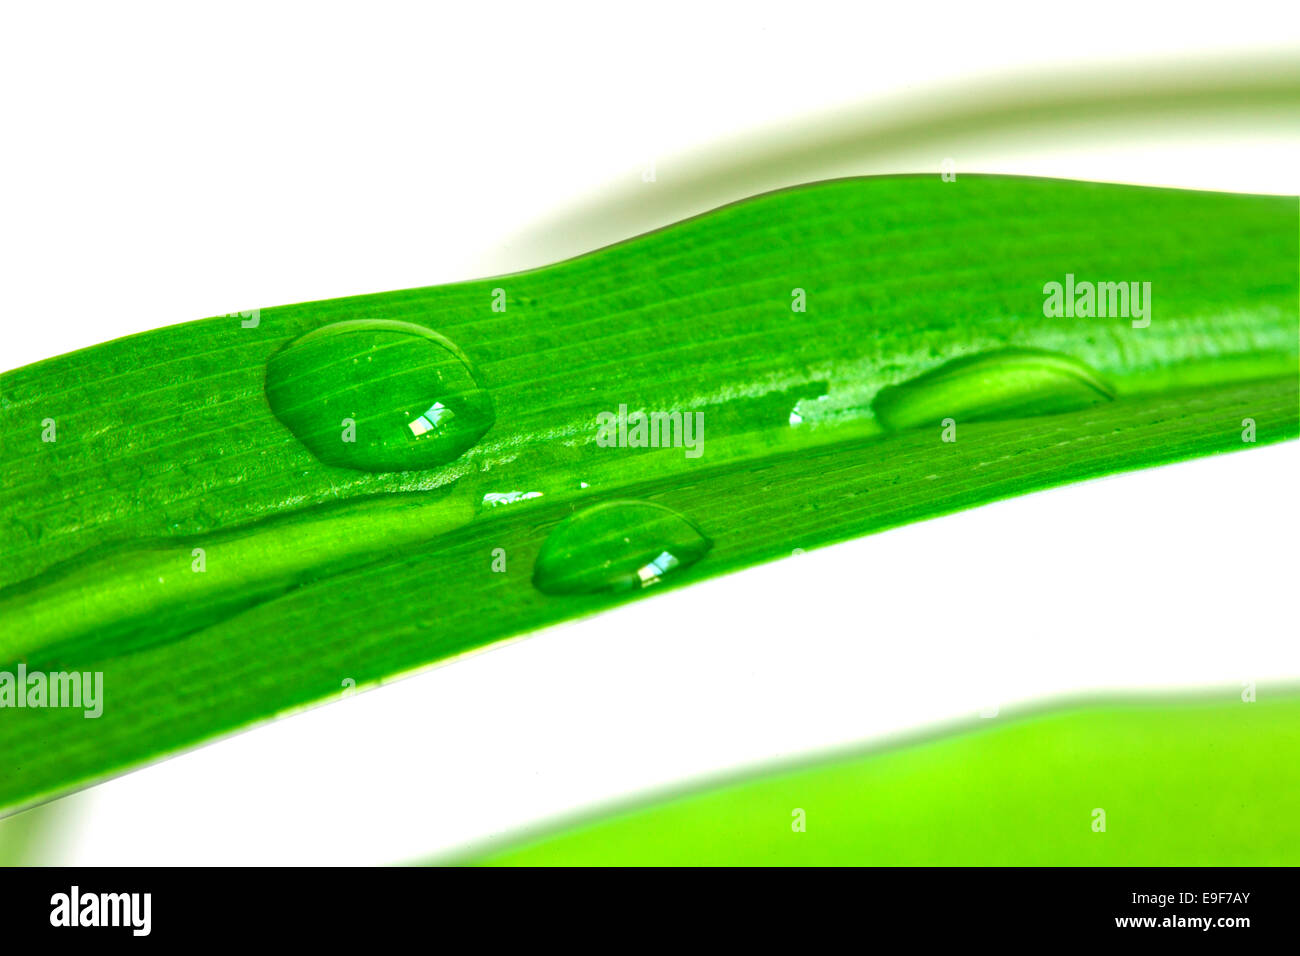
[
  {"left": 533, "top": 500, "right": 711, "bottom": 596},
  {"left": 483, "top": 490, "right": 543, "bottom": 508},
  {"left": 0, "top": 491, "right": 473, "bottom": 667},
  {"left": 871, "top": 348, "right": 1115, "bottom": 431},
  {"left": 266, "top": 319, "right": 494, "bottom": 471}
]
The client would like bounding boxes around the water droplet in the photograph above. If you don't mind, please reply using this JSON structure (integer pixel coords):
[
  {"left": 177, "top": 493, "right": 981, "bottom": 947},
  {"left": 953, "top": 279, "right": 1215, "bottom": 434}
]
[
  {"left": 482, "top": 490, "right": 543, "bottom": 508},
  {"left": 0, "top": 491, "right": 473, "bottom": 667},
  {"left": 871, "top": 348, "right": 1115, "bottom": 431},
  {"left": 532, "top": 500, "right": 711, "bottom": 596},
  {"left": 266, "top": 319, "right": 494, "bottom": 471}
]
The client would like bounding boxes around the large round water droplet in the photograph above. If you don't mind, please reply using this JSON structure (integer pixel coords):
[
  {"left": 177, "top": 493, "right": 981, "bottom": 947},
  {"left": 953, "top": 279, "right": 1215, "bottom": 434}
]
[
  {"left": 265, "top": 319, "right": 494, "bottom": 472},
  {"left": 533, "top": 500, "right": 712, "bottom": 596}
]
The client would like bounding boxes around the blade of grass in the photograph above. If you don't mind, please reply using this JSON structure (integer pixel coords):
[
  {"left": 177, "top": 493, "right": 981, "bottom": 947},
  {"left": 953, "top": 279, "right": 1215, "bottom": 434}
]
[
  {"left": 0, "top": 174, "right": 1296, "bottom": 812},
  {"left": 455, "top": 690, "right": 1300, "bottom": 866}
]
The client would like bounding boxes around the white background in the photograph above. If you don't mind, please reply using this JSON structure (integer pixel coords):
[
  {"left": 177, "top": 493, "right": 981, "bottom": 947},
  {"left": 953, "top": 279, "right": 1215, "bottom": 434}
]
[{"left": 0, "top": 1, "right": 1296, "bottom": 863}]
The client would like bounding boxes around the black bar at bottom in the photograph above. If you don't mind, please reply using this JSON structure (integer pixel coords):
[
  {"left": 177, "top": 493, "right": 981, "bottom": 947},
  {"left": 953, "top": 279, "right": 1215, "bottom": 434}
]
[{"left": 0, "top": 866, "right": 1289, "bottom": 942}]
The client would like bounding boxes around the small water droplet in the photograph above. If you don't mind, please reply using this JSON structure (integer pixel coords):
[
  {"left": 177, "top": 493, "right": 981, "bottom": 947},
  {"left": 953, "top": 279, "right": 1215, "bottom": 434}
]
[
  {"left": 482, "top": 490, "right": 543, "bottom": 508},
  {"left": 532, "top": 500, "right": 711, "bottom": 596},
  {"left": 266, "top": 319, "right": 494, "bottom": 471},
  {"left": 871, "top": 348, "right": 1115, "bottom": 431}
]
